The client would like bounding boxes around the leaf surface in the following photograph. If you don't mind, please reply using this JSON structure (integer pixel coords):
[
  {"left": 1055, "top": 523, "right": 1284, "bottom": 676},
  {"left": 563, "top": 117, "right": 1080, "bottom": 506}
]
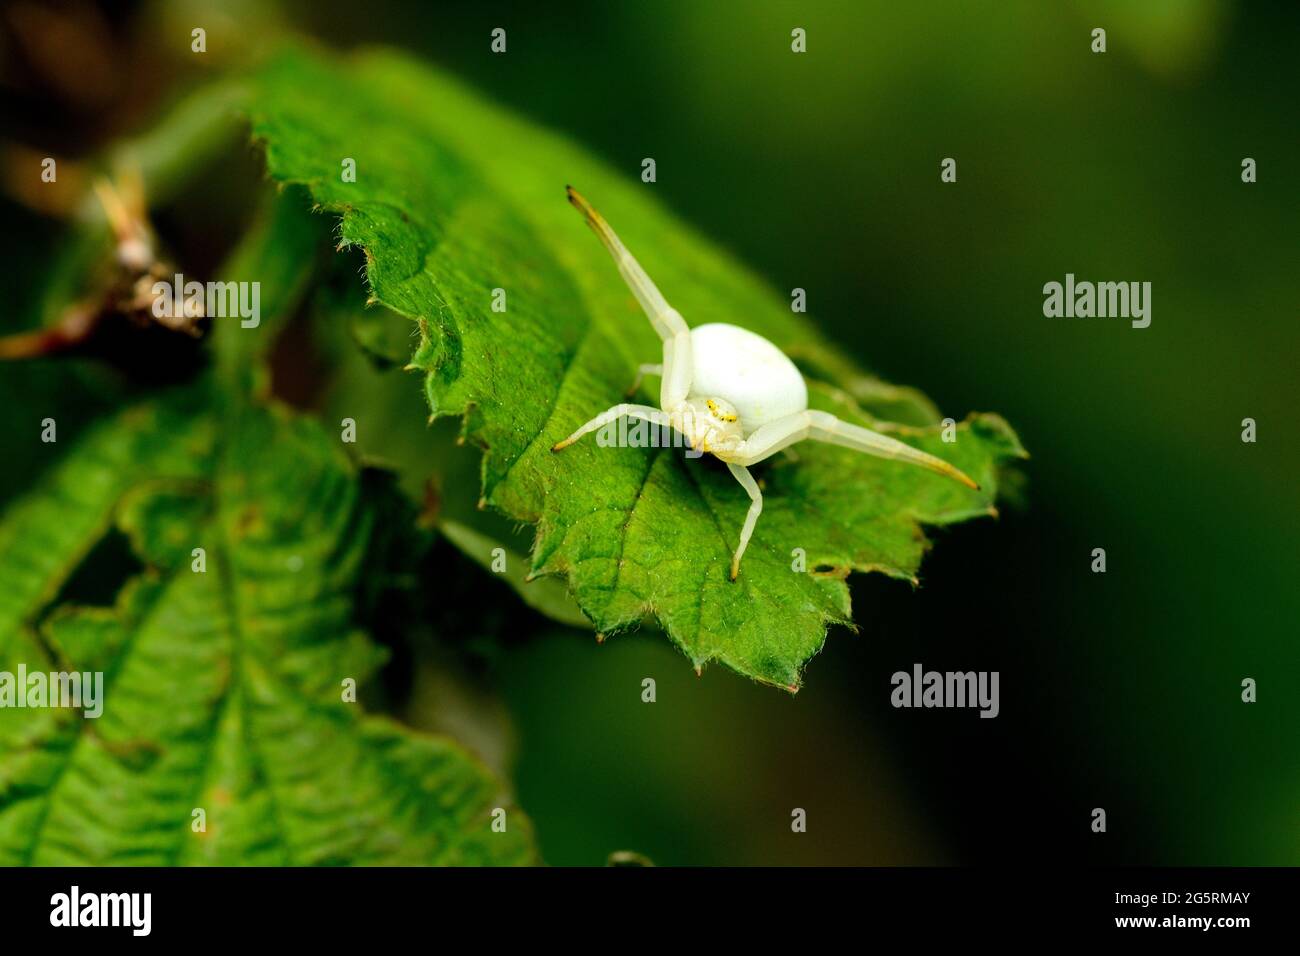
[{"left": 0, "top": 394, "right": 536, "bottom": 865}]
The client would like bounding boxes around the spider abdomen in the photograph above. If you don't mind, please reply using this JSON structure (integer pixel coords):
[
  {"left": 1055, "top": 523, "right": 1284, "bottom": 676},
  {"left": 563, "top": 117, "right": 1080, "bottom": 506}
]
[{"left": 688, "top": 323, "right": 808, "bottom": 435}]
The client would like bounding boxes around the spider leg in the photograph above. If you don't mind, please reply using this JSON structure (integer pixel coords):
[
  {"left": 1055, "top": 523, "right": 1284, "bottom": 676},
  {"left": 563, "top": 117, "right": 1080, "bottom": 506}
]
[
  {"left": 566, "top": 187, "right": 687, "bottom": 341},
  {"left": 551, "top": 403, "right": 671, "bottom": 452},
  {"left": 567, "top": 186, "right": 693, "bottom": 409},
  {"left": 626, "top": 363, "right": 664, "bottom": 397},
  {"left": 736, "top": 410, "right": 978, "bottom": 488},
  {"left": 726, "top": 462, "right": 763, "bottom": 581},
  {"left": 730, "top": 412, "right": 814, "bottom": 467},
  {"left": 804, "top": 411, "right": 980, "bottom": 488}
]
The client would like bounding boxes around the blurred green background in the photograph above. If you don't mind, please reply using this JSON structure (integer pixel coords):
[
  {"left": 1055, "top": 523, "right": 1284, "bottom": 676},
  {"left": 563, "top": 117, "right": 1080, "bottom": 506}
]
[{"left": 2, "top": 0, "right": 1295, "bottom": 865}]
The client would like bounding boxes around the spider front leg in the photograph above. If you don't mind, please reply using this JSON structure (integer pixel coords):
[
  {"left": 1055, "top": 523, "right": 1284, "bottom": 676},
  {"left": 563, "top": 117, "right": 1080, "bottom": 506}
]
[
  {"left": 551, "top": 403, "right": 671, "bottom": 452},
  {"left": 726, "top": 462, "right": 763, "bottom": 581},
  {"left": 735, "top": 410, "right": 979, "bottom": 489},
  {"left": 625, "top": 363, "right": 663, "bottom": 397},
  {"left": 567, "top": 186, "right": 693, "bottom": 409}
]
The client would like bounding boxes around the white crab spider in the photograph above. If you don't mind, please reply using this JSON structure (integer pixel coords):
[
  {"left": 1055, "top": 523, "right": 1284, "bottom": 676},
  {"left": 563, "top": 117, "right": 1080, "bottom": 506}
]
[{"left": 553, "top": 187, "right": 979, "bottom": 580}]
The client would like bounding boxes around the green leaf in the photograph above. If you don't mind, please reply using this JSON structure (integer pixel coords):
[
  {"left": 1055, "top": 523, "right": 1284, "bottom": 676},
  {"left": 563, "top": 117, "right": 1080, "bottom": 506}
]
[
  {"left": 306, "top": 239, "right": 594, "bottom": 631},
  {"left": 0, "top": 393, "right": 537, "bottom": 865},
  {"left": 247, "top": 47, "right": 1027, "bottom": 690},
  {"left": 210, "top": 185, "right": 325, "bottom": 390}
]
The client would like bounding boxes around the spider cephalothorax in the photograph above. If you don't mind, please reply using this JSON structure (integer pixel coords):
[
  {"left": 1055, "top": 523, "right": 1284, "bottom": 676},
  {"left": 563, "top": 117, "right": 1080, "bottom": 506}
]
[
  {"left": 553, "top": 186, "right": 978, "bottom": 579},
  {"left": 671, "top": 397, "right": 743, "bottom": 455}
]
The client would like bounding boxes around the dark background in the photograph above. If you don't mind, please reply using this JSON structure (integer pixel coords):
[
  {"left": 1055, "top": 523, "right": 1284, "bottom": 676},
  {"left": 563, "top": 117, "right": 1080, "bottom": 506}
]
[{"left": 1, "top": 0, "right": 1295, "bottom": 865}]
